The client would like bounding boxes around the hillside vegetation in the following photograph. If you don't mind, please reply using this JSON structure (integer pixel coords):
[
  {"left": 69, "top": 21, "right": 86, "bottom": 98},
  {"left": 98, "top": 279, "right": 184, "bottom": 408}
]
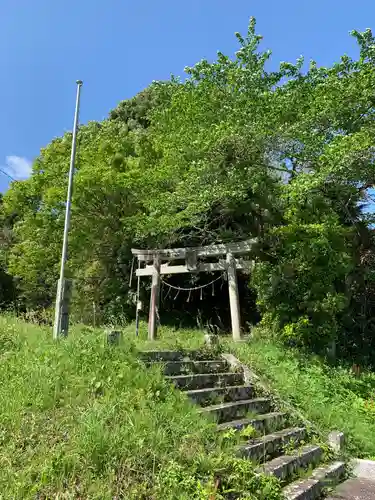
[
  {"left": 0, "top": 315, "right": 283, "bottom": 499},
  {"left": 2, "top": 313, "right": 374, "bottom": 498},
  {"left": 228, "top": 334, "right": 375, "bottom": 460},
  {"left": 1, "top": 18, "right": 375, "bottom": 362}
]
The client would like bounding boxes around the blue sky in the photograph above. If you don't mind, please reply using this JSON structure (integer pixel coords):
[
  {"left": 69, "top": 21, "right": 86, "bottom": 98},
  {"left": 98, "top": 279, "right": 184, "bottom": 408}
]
[{"left": 0, "top": 0, "right": 374, "bottom": 192}]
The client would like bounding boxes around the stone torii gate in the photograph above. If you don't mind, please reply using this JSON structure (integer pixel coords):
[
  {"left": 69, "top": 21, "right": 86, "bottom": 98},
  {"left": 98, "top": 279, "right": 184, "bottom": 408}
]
[{"left": 131, "top": 239, "right": 255, "bottom": 341}]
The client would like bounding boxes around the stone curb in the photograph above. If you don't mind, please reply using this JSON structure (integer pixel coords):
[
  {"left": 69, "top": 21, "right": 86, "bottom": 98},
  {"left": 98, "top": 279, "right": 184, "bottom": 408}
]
[
  {"left": 221, "top": 352, "right": 323, "bottom": 438},
  {"left": 221, "top": 351, "right": 349, "bottom": 463}
]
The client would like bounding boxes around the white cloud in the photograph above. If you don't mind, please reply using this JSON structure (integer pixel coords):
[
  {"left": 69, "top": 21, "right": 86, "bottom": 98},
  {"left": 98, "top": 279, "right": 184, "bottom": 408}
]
[{"left": 3, "top": 155, "right": 32, "bottom": 180}]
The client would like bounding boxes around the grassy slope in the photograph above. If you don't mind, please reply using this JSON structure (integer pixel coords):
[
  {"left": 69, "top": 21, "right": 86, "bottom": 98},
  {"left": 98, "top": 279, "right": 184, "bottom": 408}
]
[
  {"left": 0, "top": 317, "right": 281, "bottom": 500},
  {"left": 132, "top": 322, "right": 375, "bottom": 460},
  {"left": 227, "top": 335, "right": 375, "bottom": 459}
]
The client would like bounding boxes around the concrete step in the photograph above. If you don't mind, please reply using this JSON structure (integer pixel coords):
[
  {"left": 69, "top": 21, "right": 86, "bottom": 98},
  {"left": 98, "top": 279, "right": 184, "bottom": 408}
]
[
  {"left": 155, "top": 360, "right": 229, "bottom": 376},
  {"left": 199, "top": 397, "right": 272, "bottom": 424},
  {"left": 283, "top": 461, "right": 346, "bottom": 500},
  {"left": 239, "top": 426, "right": 307, "bottom": 462},
  {"left": 166, "top": 371, "right": 244, "bottom": 390},
  {"left": 217, "top": 412, "right": 286, "bottom": 434},
  {"left": 140, "top": 350, "right": 203, "bottom": 362},
  {"left": 185, "top": 385, "right": 255, "bottom": 406},
  {"left": 256, "top": 444, "right": 323, "bottom": 480}
]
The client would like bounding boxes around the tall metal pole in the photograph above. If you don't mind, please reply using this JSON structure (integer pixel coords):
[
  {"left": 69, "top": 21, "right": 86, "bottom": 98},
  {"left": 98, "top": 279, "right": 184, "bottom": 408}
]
[{"left": 53, "top": 80, "right": 83, "bottom": 339}]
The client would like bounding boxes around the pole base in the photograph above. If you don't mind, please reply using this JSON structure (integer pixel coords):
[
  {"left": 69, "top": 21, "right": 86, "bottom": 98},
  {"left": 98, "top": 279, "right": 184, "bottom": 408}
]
[{"left": 53, "top": 278, "right": 72, "bottom": 339}]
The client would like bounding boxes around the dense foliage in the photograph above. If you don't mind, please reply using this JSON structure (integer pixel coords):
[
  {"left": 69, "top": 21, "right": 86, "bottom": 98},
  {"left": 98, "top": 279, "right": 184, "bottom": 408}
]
[{"left": 2, "top": 18, "right": 375, "bottom": 362}]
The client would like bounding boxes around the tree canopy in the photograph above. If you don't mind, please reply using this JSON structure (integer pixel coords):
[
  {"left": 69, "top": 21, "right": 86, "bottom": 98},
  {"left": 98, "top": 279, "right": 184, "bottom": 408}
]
[{"left": 2, "top": 18, "right": 375, "bottom": 362}]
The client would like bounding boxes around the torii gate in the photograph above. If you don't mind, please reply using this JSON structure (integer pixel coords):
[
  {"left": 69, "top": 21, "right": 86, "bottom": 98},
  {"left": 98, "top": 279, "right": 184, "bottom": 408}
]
[{"left": 131, "top": 239, "right": 255, "bottom": 341}]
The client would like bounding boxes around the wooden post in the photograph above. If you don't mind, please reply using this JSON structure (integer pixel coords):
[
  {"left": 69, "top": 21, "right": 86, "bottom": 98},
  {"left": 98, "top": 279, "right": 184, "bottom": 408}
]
[
  {"left": 148, "top": 255, "right": 161, "bottom": 340},
  {"left": 226, "top": 253, "right": 241, "bottom": 341}
]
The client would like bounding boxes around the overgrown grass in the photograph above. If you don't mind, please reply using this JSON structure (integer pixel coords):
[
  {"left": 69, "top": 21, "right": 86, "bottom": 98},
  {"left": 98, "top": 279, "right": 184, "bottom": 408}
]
[
  {"left": 227, "top": 333, "right": 375, "bottom": 459},
  {"left": 123, "top": 320, "right": 206, "bottom": 350},
  {"left": 0, "top": 316, "right": 282, "bottom": 499}
]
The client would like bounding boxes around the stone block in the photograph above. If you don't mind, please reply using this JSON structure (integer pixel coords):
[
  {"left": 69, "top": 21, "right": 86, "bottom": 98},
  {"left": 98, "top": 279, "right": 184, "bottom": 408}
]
[
  {"left": 105, "top": 329, "right": 122, "bottom": 346},
  {"left": 204, "top": 333, "right": 219, "bottom": 346},
  {"left": 328, "top": 431, "right": 345, "bottom": 452}
]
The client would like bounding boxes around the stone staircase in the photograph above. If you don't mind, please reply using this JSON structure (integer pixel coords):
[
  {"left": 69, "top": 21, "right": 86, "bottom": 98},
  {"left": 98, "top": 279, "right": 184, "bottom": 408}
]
[{"left": 141, "top": 349, "right": 347, "bottom": 499}]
